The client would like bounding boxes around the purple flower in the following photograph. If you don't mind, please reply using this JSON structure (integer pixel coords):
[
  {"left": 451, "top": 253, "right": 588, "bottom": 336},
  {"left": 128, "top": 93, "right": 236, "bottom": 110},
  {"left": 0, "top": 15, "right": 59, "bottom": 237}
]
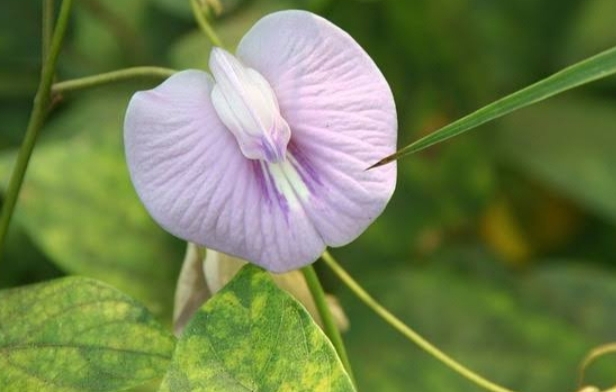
[{"left": 124, "top": 10, "right": 397, "bottom": 272}]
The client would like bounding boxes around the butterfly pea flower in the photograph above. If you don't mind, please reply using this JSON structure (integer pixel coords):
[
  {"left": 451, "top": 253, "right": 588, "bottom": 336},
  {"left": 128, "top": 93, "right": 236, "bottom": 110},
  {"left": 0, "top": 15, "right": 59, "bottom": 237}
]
[{"left": 124, "top": 10, "right": 397, "bottom": 272}]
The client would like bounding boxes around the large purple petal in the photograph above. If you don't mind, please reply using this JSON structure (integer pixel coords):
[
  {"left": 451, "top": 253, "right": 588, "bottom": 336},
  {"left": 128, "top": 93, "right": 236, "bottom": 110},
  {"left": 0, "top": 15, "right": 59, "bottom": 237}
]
[
  {"left": 237, "top": 10, "right": 398, "bottom": 246},
  {"left": 125, "top": 70, "right": 324, "bottom": 272}
]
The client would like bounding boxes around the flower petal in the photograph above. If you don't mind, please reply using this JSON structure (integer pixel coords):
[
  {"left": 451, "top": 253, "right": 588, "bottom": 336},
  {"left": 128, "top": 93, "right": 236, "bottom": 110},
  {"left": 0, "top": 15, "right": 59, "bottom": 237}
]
[
  {"left": 124, "top": 70, "right": 325, "bottom": 272},
  {"left": 209, "top": 47, "right": 291, "bottom": 162},
  {"left": 237, "top": 10, "right": 397, "bottom": 247}
]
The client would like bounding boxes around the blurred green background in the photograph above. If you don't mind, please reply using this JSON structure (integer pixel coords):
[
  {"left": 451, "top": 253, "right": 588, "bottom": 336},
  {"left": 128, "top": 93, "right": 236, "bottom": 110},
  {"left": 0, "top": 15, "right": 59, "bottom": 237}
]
[{"left": 1, "top": 0, "right": 615, "bottom": 391}]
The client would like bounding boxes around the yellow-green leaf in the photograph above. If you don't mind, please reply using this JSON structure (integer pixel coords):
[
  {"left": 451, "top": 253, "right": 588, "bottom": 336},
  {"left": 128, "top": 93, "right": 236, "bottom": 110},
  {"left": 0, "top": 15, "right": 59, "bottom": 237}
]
[
  {"left": 0, "top": 277, "right": 176, "bottom": 392},
  {"left": 160, "top": 264, "right": 355, "bottom": 392}
]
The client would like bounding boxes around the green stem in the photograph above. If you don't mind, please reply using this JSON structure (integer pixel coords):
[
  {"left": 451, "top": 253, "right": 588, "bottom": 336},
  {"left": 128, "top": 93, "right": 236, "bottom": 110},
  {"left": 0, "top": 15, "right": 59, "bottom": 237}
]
[
  {"left": 321, "top": 250, "right": 518, "bottom": 392},
  {"left": 190, "top": 0, "right": 223, "bottom": 47},
  {"left": 42, "top": 0, "right": 54, "bottom": 63},
  {"left": 301, "top": 264, "right": 356, "bottom": 387},
  {"left": 52, "top": 67, "right": 177, "bottom": 94},
  {"left": 0, "top": 0, "right": 73, "bottom": 256}
]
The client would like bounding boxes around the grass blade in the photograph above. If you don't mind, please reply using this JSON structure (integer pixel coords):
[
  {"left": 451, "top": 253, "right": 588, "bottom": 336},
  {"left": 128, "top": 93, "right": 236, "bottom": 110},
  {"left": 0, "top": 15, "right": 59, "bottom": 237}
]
[{"left": 371, "top": 45, "right": 616, "bottom": 168}]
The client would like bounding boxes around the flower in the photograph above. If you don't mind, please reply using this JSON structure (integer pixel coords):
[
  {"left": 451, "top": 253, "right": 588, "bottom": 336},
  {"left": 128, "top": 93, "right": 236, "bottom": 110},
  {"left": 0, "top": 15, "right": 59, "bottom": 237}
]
[{"left": 124, "top": 10, "right": 397, "bottom": 272}]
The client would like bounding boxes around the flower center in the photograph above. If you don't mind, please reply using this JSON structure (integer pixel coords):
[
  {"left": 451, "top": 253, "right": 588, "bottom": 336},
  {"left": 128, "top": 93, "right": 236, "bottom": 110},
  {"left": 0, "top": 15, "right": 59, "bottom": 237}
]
[{"left": 209, "top": 47, "right": 291, "bottom": 163}]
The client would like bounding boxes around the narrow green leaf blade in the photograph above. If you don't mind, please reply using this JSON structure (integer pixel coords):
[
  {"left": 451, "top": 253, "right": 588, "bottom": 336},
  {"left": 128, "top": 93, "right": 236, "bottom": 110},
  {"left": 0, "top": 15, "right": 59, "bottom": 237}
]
[
  {"left": 160, "top": 264, "right": 355, "bottom": 392},
  {"left": 373, "top": 45, "right": 616, "bottom": 167},
  {"left": 0, "top": 277, "right": 176, "bottom": 392}
]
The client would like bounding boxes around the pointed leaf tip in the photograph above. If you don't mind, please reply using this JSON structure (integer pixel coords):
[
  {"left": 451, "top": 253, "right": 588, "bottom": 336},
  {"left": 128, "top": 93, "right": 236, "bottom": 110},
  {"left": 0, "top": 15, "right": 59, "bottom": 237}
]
[{"left": 366, "top": 155, "right": 397, "bottom": 170}]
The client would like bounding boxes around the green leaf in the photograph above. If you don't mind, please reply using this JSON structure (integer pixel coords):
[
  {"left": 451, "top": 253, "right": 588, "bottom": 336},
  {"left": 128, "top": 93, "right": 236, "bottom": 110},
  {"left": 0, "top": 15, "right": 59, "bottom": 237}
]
[
  {"left": 373, "top": 45, "right": 616, "bottom": 167},
  {"left": 0, "top": 89, "right": 183, "bottom": 318},
  {"left": 496, "top": 96, "right": 616, "bottom": 224},
  {"left": 160, "top": 264, "right": 355, "bottom": 392},
  {"left": 0, "top": 277, "right": 175, "bottom": 392}
]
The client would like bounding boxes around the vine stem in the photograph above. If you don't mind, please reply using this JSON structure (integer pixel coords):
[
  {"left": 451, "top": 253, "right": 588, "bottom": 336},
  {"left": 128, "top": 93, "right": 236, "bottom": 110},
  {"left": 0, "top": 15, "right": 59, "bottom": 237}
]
[
  {"left": 190, "top": 0, "right": 223, "bottom": 47},
  {"left": 301, "top": 264, "right": 356, "bottom": 387},
  {"left": 321, "top": 250, "right": 518, "bottom": 392},
  {"left": 0, "top": 0, "right": 74, "bottom": 256},
  {"left": 52, "top": 67, "right": 177, "bottom": 94},
  {"left": 42, "top": 0, "right": 55, "bottom": 63}
]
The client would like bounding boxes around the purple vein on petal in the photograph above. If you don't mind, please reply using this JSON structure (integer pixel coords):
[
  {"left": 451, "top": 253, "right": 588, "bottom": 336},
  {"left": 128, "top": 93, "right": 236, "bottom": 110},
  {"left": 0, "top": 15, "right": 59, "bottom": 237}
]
[
  {"left": 287, "top": 141, "right": 322, "bottom": 192},
  {"left": 252, "top": 160, "right": 288, "bottom": 211},
  {"left": 248, "top": 143, "right": 324, "bottom": 224}
]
